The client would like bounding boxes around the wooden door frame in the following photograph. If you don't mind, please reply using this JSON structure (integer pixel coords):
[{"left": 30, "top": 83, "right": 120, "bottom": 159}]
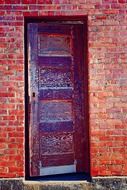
[{"left": 24, "top": 16, "right": 90, "bottom": 180}]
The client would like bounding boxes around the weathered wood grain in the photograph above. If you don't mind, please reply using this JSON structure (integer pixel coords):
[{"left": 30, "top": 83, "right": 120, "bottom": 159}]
[
  {"left": 28, "top": 23, "right": 40, "bottom": 176},
  {"left": 38, "top": 34, "right": 71, "bottom": 56},
  {"left": 38, "top": 56, "right": 72, "bottom": 69},
  {"left": 39, "top": 101, "right": 73, "bottom": 122},
  {"left": 39, "top": 88, "right": 73, "bottom": 100},
  {"left": 40, "top": 133, "right": 74, "bottom": 155},
  {"left": 39, "top": 121, "right": 73, "bottom": 132},
  {"left": 38, "top": 24, "right": 71, "bottom": 35},
  {"left": 40, "top": 153, "right": 74, "bottom": 167},
  {"left": 29, "top": 23, "right": 87, "bottom": 176},
  {"left": 39, "top": 68, "right": 73, "bottom": 88}
]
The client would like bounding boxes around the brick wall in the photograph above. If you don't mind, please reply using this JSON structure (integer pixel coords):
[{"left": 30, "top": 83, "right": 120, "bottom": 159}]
[{"left": 0, "top": 0, "right": 127, "bottom": 178}]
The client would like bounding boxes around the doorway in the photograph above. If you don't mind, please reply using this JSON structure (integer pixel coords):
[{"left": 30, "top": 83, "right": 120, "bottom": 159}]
[{"left": 26, "top": 19, "right": 89, "bottom": 177}]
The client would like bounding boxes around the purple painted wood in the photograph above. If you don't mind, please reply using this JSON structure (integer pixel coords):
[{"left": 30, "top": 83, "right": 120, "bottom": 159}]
[
  {"left": 39, "top": 88, "right": 73, "bottom": 100},
  {"left": 28, "top": 22, "right": 88, "bottom": 177},
  {"left": 28, "top": 23, "right": 40, "bottom": 176},
  {"left": 40, "top": 133, "right": 74, "bottom": 155},
  {"left": 39, "top": 121, "right": 73, "bottom": 132},
  {"left": 38, "top": 24, "right": 71, "bottom": 35},
  {"left": 38, "top": 34, "right": 71, "bottom": 56},
  {"left": 73, "top": 24, "right": 86, "bottom": 172},
  {"left": 39, "top": 68, "right": 73, "bottom": 88},
  {"left": 39, "top": 101, "right": 72, "bottom": 122},
  {"left": 40, "top": 153, "right": 74, "bottom": 167},
  {"left": 38, "top": 56, "right": 72, "bottom": 69}
]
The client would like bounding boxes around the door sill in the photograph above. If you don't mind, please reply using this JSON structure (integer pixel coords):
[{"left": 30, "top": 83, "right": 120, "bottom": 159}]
[
  {"left": 25, "top": 172, "right": 91, "bottom": 182},
  {"left": 40, "top": 164, "right": 76, "bottom": 176}
]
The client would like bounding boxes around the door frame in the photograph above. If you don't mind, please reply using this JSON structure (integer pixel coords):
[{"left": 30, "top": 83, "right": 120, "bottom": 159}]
[{"left": 24, "top": 16, "right": 90, "bottom": 180}]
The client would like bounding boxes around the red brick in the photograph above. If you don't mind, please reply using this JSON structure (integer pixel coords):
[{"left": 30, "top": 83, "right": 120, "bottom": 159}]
[
  {"left": 5, "top": 0, "right": 21, "bottom": 3},
  {"left": 37, "top": 0, "right": 52, "bottom": 3},
  {"left": 0, "top": 0, "right": 4, "bottom": 4},
  {"left": 9, "top": 155, "right": 22, "bottom": 161},
  {"left": 0, "top": 161, "right": 16, "bottom": 167},
  {"left": 0, "top": 143, "right": 7, "bottom": 149},
  {"left": 8, "top": 132, "right": 24, "bottom": 138},
  {"left": 0, "top": 93, "right": 15, "bottom": 97},
  {"left": 118, "top": 0, "right": 126, "bottom": 2},
  {"left": 23, "top": 0, "right": 37, "bottom": 3},
  {"left": 9, "top": 167, "right": 23, "bottom": 173},
  {"left": 0, "top": 0, "right": 126, "bottom": 179},
  {"left": 23, "top": 11, "right": 38, "bottom": 16},
  {"left": 8, "top": 143, "right": 23, "bottom": 149},
  {"left": 0, "top": 167, "right": 8, "bottom": 173}
]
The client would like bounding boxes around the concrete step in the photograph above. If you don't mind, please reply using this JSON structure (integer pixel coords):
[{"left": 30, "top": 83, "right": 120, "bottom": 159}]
[
  {"left": 0, "top": 180, "right": 93, "bottom": 190},
  {"left": 24, "top": 181, "right": 93, "bottom": 190},
  {"left": 0, "top": 178, "right": 127, "bottom": 190}
]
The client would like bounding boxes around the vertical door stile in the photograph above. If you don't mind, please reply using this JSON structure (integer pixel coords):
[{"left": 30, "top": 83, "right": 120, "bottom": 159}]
[
  {"left": 28, "top": 23, "right": 40, "bottom": 176},
  {"left": 73, "top": 24, "right": 86, "bottom": 172},
  {"left": 70, "top": 25, "right": 76, "bottom": 168}
]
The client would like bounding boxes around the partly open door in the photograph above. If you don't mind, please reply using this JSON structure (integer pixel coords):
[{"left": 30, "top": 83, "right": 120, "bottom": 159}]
[{"left": 27, "top": 21, "right": 89, "bottom": 177}]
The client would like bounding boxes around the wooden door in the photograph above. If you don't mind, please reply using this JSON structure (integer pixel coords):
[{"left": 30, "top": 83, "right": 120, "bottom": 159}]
[{"left": 28, "top": 22, "right": 88, "bottom": 177}]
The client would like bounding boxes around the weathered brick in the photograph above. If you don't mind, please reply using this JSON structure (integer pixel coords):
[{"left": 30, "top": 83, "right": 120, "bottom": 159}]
[{"left": 0, "top": 0, "right": 126, "bottom": 179}]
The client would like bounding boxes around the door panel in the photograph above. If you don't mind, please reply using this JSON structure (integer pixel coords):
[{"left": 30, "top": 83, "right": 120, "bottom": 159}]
[
  {"left": 39, "top": 68, "right": 73, "bottom": 88},
  {"left": 40, "top": 154, "right": 74, "bottom": 167},
  {"left": 39, "top": 89, "right": 73, "bottom": 100},
  {"left": 38, "top": 34, "right": 71, "bottom": 56},
  {"left": 40, "top": 133, "right": 74, "bottom": 155},
  {"left": 39, "top": 101, "right": 73, "bottom": 122},
  {"left": 38, "top": 57, "right": 72, "bottom": 68},
  {"left": 39, "top": 121, "right": 73, "bottom": 132},
  {"left": 28, "top": 22, "right": 87, "bottom": 177}
]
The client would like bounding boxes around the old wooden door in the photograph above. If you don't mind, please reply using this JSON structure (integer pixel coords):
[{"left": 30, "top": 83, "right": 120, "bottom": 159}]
[{"left": 28, "top": 22, "right": 88, "bottom": 177}]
